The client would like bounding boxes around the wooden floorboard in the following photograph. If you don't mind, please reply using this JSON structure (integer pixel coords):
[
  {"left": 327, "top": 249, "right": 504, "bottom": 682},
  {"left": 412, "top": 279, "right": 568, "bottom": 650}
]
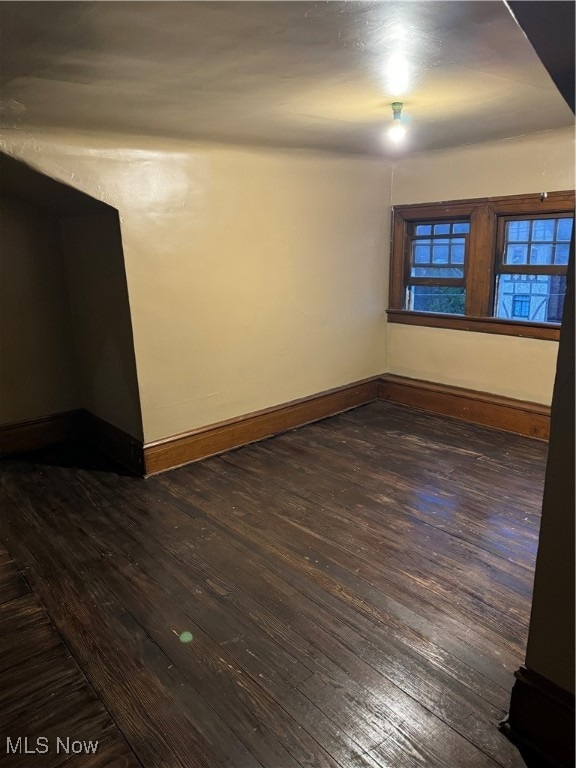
[
  {"left": 0, "top": 553, "right": 139, "bottom": 767},
  {"left": 0, "top": 545, "right": 30, "bottom": 607},
  {"left": 0, "top": 402, "right": 547, "bottom": 767}
]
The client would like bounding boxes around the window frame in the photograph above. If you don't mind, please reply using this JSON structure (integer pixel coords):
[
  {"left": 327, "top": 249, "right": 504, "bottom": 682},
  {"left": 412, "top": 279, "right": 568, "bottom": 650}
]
[
  {"left": 405, "top": 219, "right": 470, "bottom": 313},
  {"left": 388, "top": 190, "right": 575, "bottom": 341}
]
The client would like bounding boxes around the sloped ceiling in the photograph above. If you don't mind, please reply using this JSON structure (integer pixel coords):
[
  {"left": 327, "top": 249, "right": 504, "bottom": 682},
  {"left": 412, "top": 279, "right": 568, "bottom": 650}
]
[{"left": 0, "top": 1, "right": 573, "bottom": 155}]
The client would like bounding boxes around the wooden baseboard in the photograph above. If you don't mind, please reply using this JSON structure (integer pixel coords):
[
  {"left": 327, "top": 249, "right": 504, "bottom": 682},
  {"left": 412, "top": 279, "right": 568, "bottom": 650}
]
[
  {"left": 143, "top": 377, "right": 380, "bottom": 475},
  {"left": 0, "top": 408, "right": 144, "bottom": 475},
  {"left": 80, "top": 411, "right": 145, "bottom": 476},
  {"left": 501, "top": 666, "right": 575, "bottom": 767},
  {"left": 0, "top": 410, "right": 81, "bottom": 456},
  {"left": 378, "top": 375, "right": 550, "bottom": 440},
  {"left": 1, "top": 374, "right": 550, "bottom": 475}
]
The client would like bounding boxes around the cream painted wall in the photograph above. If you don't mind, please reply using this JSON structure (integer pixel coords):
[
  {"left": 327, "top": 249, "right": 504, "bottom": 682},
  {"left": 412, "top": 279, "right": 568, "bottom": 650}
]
[
  {"left": 389, "top": 128, "right": 575, "bottom": 404},
  {"left": 0, "top": 198, "right": 79, "bottom": 422},
  {"left": 392, "top": 128, "right": 575, "bottom": 204},
  {"left": 388, "top": 325, "right": 559, "bottom": 404},
  {"left": 1, "top": 132, "right": 392, "bottom": 442}
]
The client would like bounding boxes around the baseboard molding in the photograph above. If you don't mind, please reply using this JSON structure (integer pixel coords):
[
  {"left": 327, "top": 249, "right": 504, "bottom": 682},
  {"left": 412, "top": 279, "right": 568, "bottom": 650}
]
[
  {"left": 143, "top": 377, "right": 380, "bottom": 475},
  {"left": 80, "top": 411, "right": 145, "bottom": 476},
  {"left": 1, "top": 375, "right": 550, "bottom": 475},
  {"left": 501, "top": 666, "right": 575, "bottom": 767},
  {"left": 0, "top": 408, "right": 144, "bottom": 475},
  {"left": 378, "top": 375, "right": 550, "bottom": 440},
  {"left": 0, "top": 410, "right": 81, "bottom": 456}
]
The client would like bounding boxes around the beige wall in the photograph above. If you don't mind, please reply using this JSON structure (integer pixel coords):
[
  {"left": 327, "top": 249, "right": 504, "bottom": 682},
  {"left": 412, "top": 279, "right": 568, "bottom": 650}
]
[
  {"left": 388, "top": 325, "right": 559, "bottom": 403},
  {"left": 1, "top": 132, "right": 391, "bottom": 442},
  {"left": 3, "top": 127, "right": 571, "bottom": 438},
  {"left": 60, "top": 212, "right": 143, "bottom": 439},
  {"left": 0, "top": 197, "right": 79, "bottom": 423},
  {"left": 389, "top": 128, "right": 575, "bottom": 403}
]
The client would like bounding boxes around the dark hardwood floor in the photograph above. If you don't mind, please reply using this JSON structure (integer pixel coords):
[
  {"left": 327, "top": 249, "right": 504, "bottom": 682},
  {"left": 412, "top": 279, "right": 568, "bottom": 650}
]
[
  {"left": 0, "top": 402, "right": 548, "bottom": 767},
  {"left": 0, "top": 544, "right": 138, "bottom": 767}
]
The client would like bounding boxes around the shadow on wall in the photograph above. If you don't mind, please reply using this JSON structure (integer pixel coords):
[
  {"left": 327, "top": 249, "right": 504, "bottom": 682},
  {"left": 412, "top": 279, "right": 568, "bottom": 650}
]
[{"left": 0, "top": 151, "right": 143, "bottom": 468}]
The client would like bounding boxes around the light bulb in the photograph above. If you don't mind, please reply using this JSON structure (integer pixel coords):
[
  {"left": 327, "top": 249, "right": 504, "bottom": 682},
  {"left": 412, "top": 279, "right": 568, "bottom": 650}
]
[{"left": 388, "top": 121, "right": 406, "bottom": 143}]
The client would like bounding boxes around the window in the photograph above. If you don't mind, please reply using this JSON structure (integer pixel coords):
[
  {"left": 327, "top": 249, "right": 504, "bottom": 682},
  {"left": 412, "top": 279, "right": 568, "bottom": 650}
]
[
  {"left": 389, "top": 191, "right": 575, "bottom": 340},
  {"left": 511, "top": 295, "right": 530, "bottom": 320},
  {"left": 406, "top": 220, "right": 469, "bottom": 315},
  {"left": 494, "top": 215, "right": 572, "bottom": 324}
]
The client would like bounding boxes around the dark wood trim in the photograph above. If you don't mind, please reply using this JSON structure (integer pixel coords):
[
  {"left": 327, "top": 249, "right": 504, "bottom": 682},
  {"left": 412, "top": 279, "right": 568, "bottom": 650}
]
[
  {"left": 143, "top": 377, "right": 380, "bottom": 475},
  {"left": 393, "top": 200, "right": 478, "bottom": 219},
  {"left": 389, "top": 208, "right": 407, "bottom": 309},
  {"left": 502, "top": 666, "right": 575, "bottom": 767},
  {"left": 393, "top": 190, "right": 575, "bottom": 218},
  {"left": 466, "top": 203, "right": 496, "bottom": 316},
  {"left": 498, "top": 265, "right": 567, "bottom": 275},
  {"left": 0, "top": 409, "right": 144, "bottom": 475},
  {"left": 386, "top": 309, "right": 561, "bottom": 340},
  {"left": 144, "top": 372, "right": 549, "bottom": 474},
  {"left": 0, "top": 410, "right": 81, "bottom": 456},
  {"left": 490, "top": 191, "right": 575, "bottom": 215},
  {"left": 378, "top": 374, "right": 550, "bottom": 440},
  {"left": 80, "top": 411, "right": 145, "bottom": 476},
  {"left": 407, "top": 277, "right": 466, "bottom": 287}
]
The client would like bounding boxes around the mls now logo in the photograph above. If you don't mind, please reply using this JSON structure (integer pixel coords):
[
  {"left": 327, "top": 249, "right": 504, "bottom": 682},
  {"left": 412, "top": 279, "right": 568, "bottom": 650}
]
[{"left": 6, "top": 737, "right": 99, "bottom": 755}]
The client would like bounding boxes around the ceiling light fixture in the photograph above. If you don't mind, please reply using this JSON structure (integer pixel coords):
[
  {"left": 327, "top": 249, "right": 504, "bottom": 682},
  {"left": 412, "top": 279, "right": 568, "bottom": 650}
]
[{"left": 388, "top": 102, "right": 406, "bottom": 143}]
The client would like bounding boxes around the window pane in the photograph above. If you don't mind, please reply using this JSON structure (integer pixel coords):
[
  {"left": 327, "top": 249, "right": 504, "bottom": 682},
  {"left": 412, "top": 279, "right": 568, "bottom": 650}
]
[
  {"left": 557, "top": 218, "right": 573, "bottom": 241},
  {"left": 451, "top": 242, "right": 465, "bottom": 263},
  {"left": 554, "top": 243, "right": 570, "bottom": 265},
  {"left": 504, "top": 213, "right": 573, "bottom": 268},
  {"left": 547, "top": 276, "right": 567, "bottom": 322},
  {"left": 494, "top": 274, "right": 567, "bottom": 323},
  {"left": 507, "top": 220, "right": 531, "bottom": 241},
  {"left": 531, "top": 219, "right": 555, "bottom": 241},
  {"left": 529, "top": 244, "right": 553, "bottom": 265},
  {"left": 505, "top": 244, "right": 528, "bottom": 264},
  {"left": 432, "top": 244, "right": 449, "bottom": 263},
  {"left": 452, "top": 222, "right": 470, "bottom": 234},
  {"left": 407, "top": 286, "right": 465, "bottom": 314},
  {"left": 412, "top": 237, "right": 464, "bottom": 274},
  {"left": 410, "top": 220, "right": 469, "bottom": 287},
  {"left": 414, "top": 243, "right": 431, "bottom": 263}
]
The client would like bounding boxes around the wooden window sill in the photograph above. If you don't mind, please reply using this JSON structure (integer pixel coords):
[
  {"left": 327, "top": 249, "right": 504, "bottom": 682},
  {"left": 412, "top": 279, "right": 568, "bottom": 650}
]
[{"left": 386, "top": 309, "right": 561, "bottom": 341}]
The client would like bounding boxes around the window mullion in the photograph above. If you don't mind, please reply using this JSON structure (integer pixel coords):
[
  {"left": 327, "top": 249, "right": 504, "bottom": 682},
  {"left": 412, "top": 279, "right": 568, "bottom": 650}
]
[
  {"left": 465, "top": 204, "right": 496, "bottom": 317},
  {"left": 389, "top": 212, "right": 407, "bottom": 310}
]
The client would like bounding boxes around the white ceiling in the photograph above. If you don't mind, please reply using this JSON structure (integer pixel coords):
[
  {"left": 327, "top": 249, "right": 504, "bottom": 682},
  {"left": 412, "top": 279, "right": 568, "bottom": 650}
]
[{"left": 0, "top": 1, "right": 573, "bottom": 156}]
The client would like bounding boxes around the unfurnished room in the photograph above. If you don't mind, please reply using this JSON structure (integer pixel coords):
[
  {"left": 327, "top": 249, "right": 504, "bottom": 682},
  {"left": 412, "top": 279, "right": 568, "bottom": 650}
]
[{"left": 0, "top": 2, "right": 574, "bottom": 767}]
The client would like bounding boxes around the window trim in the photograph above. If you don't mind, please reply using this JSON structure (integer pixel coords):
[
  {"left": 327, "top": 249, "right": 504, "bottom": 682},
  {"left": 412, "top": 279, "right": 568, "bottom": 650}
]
[{"left": 388, "top": 190, "right": 575, "bottom": 341}]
